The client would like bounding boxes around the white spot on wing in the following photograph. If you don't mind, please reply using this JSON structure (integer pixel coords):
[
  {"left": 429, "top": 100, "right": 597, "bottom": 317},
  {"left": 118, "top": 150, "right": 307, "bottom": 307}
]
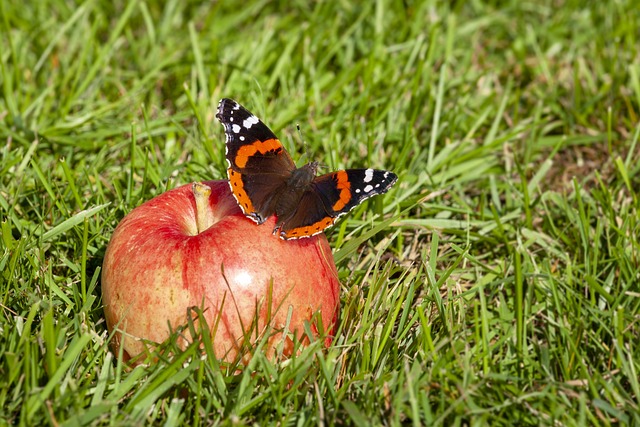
[
  {"left": 232, "top": 124, "right": 241, "bottom": 133},
  {"left": 364, "top": 184, "right": 373, "bottom": 193},
  {"left": 243, "top": 115, "right": 259, "bottom": 129},
  {"left": 240, "top": 136, "right": 245, "bottom": 141},
  {"left": 364, "top": 168, "right": 374, "bottom": 183}
]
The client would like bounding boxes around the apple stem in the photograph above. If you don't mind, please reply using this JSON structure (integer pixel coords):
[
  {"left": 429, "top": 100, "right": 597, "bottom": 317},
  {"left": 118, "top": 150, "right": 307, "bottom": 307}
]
[{"left": 192, "top": 182, "right": 214, "bottom": 234}]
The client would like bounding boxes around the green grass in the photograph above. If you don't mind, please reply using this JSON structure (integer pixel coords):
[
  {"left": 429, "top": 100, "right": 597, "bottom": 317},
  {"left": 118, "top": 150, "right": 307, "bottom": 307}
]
[{"left": 2, "top": 0, "right": 640, "bottom": 425}]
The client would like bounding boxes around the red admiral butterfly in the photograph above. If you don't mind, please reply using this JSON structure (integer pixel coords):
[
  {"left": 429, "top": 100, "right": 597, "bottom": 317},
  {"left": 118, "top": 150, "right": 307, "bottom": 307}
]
[{"left": 216, "top": 98, "right": 397, "bottom": 239}]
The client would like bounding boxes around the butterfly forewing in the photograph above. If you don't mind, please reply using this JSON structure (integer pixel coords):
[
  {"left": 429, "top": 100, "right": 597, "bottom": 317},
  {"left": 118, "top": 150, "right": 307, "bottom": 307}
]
[
  {"left": 278, "top": 169, "right": 398, "bottom": 239},
  {"left": 216, "top": 98, "right": 295, "bottom": 172},
  {"left": 318, "top": 169, "right": 398, "bottom": 214},
  {"left": 216, "top": 98, "right": 296, "bottom": 223}
]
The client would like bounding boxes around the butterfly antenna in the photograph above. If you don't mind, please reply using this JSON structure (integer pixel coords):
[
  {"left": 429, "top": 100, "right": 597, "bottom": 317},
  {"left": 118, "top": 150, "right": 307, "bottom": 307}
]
[
  {"left": 296, "top": 123, "right": 312, "bottom": 165},
  {"left": 296, "top": 122, "right": 328, "bottom": 171}
]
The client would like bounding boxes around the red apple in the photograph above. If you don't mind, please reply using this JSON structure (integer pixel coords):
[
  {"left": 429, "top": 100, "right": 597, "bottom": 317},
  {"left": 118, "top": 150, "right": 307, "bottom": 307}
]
[{"left": 101, "top": 180, "right": 340, "bottom": 363}]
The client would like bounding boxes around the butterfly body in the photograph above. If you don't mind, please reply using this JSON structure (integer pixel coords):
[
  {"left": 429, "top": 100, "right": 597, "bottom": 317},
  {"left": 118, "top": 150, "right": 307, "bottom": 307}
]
[{"left": 216, "top": 98, "right": 397, "bottom": 239}]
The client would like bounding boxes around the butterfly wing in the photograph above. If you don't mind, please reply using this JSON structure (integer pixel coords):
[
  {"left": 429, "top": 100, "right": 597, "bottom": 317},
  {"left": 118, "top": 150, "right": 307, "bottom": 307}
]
[
  {"left": 216, "top": 98, "right": 296, "bottom": 224},
  {"left": 279, "top": 169, "right": 398, "bottom": 239}
]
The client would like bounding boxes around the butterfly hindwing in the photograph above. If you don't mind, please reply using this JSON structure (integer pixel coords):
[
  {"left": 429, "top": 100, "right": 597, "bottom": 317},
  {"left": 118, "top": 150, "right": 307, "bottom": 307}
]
[{"left": 278, "top": 189, "right": 337, "bottom": 239}]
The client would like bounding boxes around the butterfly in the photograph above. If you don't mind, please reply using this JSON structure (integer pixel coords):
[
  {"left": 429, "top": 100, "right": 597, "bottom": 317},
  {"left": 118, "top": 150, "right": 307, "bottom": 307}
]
[{"left": 216, "top": 98, "right": 397, "bottom": 239}]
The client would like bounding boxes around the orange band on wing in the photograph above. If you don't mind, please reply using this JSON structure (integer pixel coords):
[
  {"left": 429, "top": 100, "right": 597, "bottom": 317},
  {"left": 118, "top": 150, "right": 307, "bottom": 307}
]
[
  {"left": 227, "top": 168, "right": 255, "bottom": 214},
  {"left": 331, "top": 171, "right": 352, "bottom": 211},
  {"left": 234, "top": 139, "right": 283, "bottom": 168},
  {"left": 282, "top": 216, "right": 335, "bottom": 239}
]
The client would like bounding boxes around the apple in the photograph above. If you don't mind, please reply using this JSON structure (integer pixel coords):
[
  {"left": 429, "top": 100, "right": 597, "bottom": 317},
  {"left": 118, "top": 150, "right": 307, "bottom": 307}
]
[{"left": 101, "top": 180, "right": 340, "bottom": 363}]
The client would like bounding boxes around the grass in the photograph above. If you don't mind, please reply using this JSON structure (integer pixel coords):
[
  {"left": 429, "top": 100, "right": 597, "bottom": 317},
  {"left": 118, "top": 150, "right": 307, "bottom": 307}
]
[{"left": 1, "top": 0, "right": 640, "bottom": 425}]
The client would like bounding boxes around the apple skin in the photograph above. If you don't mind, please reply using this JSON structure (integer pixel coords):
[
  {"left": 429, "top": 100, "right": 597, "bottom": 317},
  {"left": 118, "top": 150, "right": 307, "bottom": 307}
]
[{"left": 101, "top": 180, "right": 340, "bottom": 363}]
